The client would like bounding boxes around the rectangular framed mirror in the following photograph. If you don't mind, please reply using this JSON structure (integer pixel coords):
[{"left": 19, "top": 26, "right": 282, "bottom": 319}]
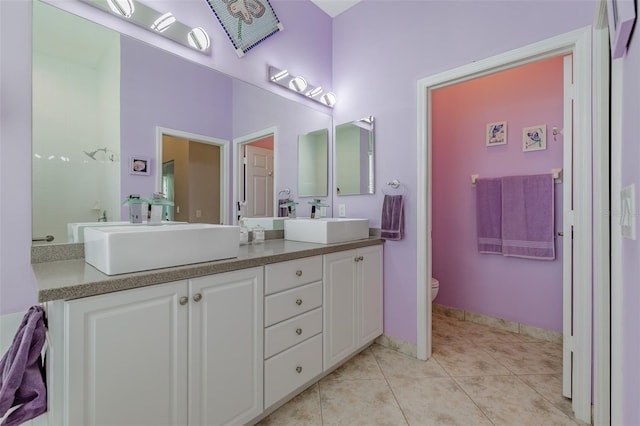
[
  {"left": 297, "top": 128, "right": 328, "bottom": 197},
  {"left": 335, "top": 116, "right": 375, "bottom": 196}
]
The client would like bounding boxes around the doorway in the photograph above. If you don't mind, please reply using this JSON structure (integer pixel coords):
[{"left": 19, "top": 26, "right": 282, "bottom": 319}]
[
  {"left": 155, "top": 127, "right": 229, "bottom": 225},
  {"left": 417, "top": 25, "right": 610, "bottom": 424}
]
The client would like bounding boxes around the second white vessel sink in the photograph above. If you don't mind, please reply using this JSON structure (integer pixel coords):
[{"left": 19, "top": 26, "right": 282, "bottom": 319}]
[
  {"left": 243, "top": 217, "right": 287, "bottom": 231},
  {"left": 284, "top": 218, "right": 369, "bottom": 244},
  {"left": 84, "top": 224, "right": 240, "bottom": 275}
]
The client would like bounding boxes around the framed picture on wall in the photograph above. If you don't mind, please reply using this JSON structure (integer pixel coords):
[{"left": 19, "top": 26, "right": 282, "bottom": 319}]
[
  {"left": 522, "top": 125, "right": 547, "bottom": 152},
  {"left": 129, "top": 156, "right": 150, "bottom": 176},
  {"left": 486, "top": 121, "right": 507, "bottom": 146},
  {"left": 607, "top": 0, "right": 636, "bottom": 59}
]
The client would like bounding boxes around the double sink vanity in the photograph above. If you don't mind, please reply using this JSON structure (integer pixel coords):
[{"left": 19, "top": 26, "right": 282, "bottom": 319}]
[{"left": 35, "top": 218, "right": 383, "bottom": 425}]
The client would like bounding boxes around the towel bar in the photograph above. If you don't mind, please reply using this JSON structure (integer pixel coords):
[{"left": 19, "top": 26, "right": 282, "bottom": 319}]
[{"left": 471, "top": 168, "right": 563, "bottom": 186}]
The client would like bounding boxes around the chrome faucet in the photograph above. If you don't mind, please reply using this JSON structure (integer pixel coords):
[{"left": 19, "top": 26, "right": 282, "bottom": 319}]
[
  {"left": 308, "top": 199, "right": 329, "bottom": 219},
  {"left": 98, "top": 210, "right": 107, "bottom": 222},
  {"left": 279, "top": 199, "right": 299, "bottom": 219}
]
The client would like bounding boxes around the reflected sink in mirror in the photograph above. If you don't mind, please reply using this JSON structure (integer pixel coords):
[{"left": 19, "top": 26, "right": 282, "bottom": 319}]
[
  {"left": 84, "top": 224, "right": 240, "bottom": 275},
  {"left": 243, "top": 217, "right": 287, "bottom": 231},
  {"left": 284, "top": 218, "right": 369, "bottom": 244},
  {"left": 68, "top": 221, "right": 187, "bottom": 243}
]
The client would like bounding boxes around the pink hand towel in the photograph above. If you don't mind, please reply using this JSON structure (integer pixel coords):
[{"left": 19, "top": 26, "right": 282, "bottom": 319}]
[{"left": 501, "top": 174, "right": 555, "bottom": 260}]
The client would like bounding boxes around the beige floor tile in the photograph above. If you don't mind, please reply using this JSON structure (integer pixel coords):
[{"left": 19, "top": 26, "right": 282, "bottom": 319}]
[
  {"left": 519, "top": 374, "right": 579, "bottom": 421},
  {"left": 319, "top": 379, "right": 407, "bottom": 425},
  {"left": 322, "top": 347, "right": 384, "bottom": 381},
  {"left": 258, "top": 384, "right": 322, "bottom": 426},
  {"left": 456, "top": 375, "right": 579, "bottom": 425},
  {"left": 370, "top": 344, "right": 448, "bottom": 380},
  {"left": 479, "top": 341, "right": 562, "bottom": 374},
  {"left": 432, "top": 341, "right": 512, "bottom": 377},
  {"left": 454, "top": 320, "right": 530, "bottom": 344},
  {"left": 388, "top": 377, "right": 492, "bottom": 426}
]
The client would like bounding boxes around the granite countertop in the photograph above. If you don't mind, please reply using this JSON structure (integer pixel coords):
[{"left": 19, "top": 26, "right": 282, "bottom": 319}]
[{"left": 33, "top": 238, "right": 383, "bottom": 303}]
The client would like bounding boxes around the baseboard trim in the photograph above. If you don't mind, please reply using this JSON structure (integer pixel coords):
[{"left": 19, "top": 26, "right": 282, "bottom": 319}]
[
  {"left": 375, "top": 334, "right": 417, "bottom": 358},
  {"left": 432, "top": 303, "right": 563, "bottom": 345}
]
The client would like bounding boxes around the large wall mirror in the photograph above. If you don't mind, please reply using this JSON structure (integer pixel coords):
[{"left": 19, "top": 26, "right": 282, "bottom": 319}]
[
  {"left": 335, "top": 116, "right": 375, "bottom": 196},
  {"left": 32, "top": 0, "right": 332, "bottom": 243},
  {"left": 297, "top": 128, "right": 328, "bottom": 197}
]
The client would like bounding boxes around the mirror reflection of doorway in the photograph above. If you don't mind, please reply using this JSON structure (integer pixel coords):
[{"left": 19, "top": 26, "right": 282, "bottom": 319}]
[
  {"left": 239, "top": 133, "right": 274, "bottom": 219},
  {"left": 161, "top": 134, "right": 221, "bottom": 224},
  {"left": 161, "top": 160, "right": 175, "bottom": 221}
]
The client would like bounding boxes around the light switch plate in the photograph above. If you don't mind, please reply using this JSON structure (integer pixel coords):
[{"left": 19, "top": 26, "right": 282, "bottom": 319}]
[
  {"left": 621, "top": 184, "right": 636, "bottom": 240},
  {"left": 338, "top": 204, "right": 346, "bottom": 217}
]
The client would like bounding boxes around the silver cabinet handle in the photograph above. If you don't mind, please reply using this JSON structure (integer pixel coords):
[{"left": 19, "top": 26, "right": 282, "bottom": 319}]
[
  {"left": 295, "top": 366, "right": 302, "bottom": 374},
  {"left": 179, "top": 296, "right": 188, "bottom": 306},
  {"left": 359, "top": 256, "right": 364, "bottom": 261},
  {"left": 32, "top": 235, "right": 54, "bottom": 242},
  {"left": 295, "top": 270, "right": 302, "bottom": 277},
  {"left": 295, "top": 328, "right": 303, "bottom": 335},
  {"left": 354, "top": 257, "right": 360, "bottom": 262},
  {"left": 295, "top": 298, "right": 303, "bottom": 306},
  {"left": 558, "top": 231, "right": 564, "bottom": 237},
  {"left": 193, "top": 293, "right": 202, "bottom": 302}
]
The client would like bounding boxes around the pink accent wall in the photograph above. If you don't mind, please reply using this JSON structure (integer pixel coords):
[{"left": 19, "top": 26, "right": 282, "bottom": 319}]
[{"left": 431, "top": 56, "right": 564, "bottom": 332}]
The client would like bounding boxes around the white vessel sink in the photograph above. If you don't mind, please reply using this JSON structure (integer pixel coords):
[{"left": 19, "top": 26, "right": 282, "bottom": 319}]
[
  {"left": 284, "top": 218, "right": 369, "bottom": 244},
  {"left": 84, "top": 224, "right": 240, "bottom": 275},
  {"left": 243, "top": 217, "right": 287, "bottom": 230},
  {"left": 68, "top": 221, "right": 186, "bottom": 243}
]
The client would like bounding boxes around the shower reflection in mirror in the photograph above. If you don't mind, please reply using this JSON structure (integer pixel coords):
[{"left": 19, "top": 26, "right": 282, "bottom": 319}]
[{"left": 335, "top": 116, "right": 375, "bottom": 196}]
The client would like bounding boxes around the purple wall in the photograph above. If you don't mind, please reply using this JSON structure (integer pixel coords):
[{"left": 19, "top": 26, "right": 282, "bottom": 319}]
[
  {"left": 620, "top": 26, "right": 640, "bottom": 426},
  {"left": 332, "top": 0, "right": 596, "bottom": 343},
  {"left": 431, "top": 57, "right": 564, "bottom": 332},
  {"left": 120, "top": 36, "right": 233, "bottom": 219}
]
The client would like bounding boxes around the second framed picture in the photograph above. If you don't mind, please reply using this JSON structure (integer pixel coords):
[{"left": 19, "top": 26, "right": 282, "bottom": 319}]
[{"left": 522, "top": 125, "right": 547, "bottom": 152}]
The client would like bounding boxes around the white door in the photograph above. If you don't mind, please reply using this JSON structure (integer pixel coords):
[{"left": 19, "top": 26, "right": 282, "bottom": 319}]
[
  {"left": 65, "top": 281, "right": 188, "bottom": 426},
  {"left": 188, "top": 268, "right": 263, "bottom": 426},
  {"left": 562, "top": 54, "right": 574, "bottom": 399},
  {"left": 323, "top": 250, "right": 358, "bottom": 370},
  {"left": 357, "top": 245, "right": 384, "bottom": 345},
  {"left": 245, "top": 145, "right": 274, "bottom": 217}
]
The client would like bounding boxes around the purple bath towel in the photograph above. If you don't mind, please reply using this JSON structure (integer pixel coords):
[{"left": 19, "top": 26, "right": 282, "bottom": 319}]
[
  {"left": 476, "top": 178, "right": 503, "bottom": 254},
  {"left": 381, "top": 194, "right": 404, "bottom": 240},
  {"left": 0, "top": 306, "right": 47, "bottom": 426},
  {"left": 501, "top": 174, "right": 555, "bottom": 260}
]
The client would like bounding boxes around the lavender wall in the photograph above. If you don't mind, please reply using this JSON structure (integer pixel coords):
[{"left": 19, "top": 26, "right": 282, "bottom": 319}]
[
  {"left": 332, "top": 0, "right": 596, "bottom": 344},
  {"left": 119, "top": 36, "right": 233, "bottom": 219},
  {"left": 620, "top": 27, "right": 640, "bottom": 426},
  {"left": 431, "top": 57, "right": 564, "bottom": 332}
]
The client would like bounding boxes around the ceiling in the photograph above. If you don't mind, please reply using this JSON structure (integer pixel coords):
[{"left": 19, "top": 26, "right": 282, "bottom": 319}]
[{"left": 309, "top": 0, "right": 362, "bottom": 17}]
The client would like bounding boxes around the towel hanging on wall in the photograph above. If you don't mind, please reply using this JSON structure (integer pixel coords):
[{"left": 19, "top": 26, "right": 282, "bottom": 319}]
[
  {"left": 476, "top": 178, "right": 503, "bottom": 254},
  {"left": 381, "top": 194, "right": 404, "bottom": 240},
  {"left": 501, "top": 174, "right": 555, "bottom": 260}
]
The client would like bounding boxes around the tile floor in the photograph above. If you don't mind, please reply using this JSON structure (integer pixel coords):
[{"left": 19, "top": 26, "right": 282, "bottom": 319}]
[{"left": 258, "top": 313, "right": 588, "bottom": 425}]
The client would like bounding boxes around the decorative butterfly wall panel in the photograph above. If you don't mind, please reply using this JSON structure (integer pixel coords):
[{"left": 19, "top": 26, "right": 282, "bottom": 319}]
[{"left": 204, "top": 0, "right": 283, "bottom": 57}]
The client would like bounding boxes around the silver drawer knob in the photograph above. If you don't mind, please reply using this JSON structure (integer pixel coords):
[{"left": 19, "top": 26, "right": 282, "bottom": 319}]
[
  {"left": 296, "top": 328, "right": 303, "bottom": 335},
  {"left": 296, "top": 366, "right": 302, "bottom": 374},
  {"left": 295, "top": 298, "right": 303, "bottom": 306},
  {"left": 358, "top": 256, "right": 364, "bottom": 261},
  {"left": 295, "top": 270, "right": 303, "bottom": 277},
  {"left": 193, "top": 293, "right": 202, "bottom": 302},
  {"left": 354, "top": 256, "right": 360, "bottom": 262},
  {"left": 179, "top": 296, "right": 188, "bottom": 306}
]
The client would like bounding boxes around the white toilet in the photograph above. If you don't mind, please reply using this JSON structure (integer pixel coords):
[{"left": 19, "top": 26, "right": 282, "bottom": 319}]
[{"left": 431, "top": 277, "right": 440, "bottom": 301}]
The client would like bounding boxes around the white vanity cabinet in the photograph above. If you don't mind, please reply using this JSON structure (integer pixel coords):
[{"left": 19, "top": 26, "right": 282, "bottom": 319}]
[
  {"left": 263, "top": 256, "right": 324, "bottom": 408},
  {"left": 323, "top": 245, "right": 383, "bottom": 371},
  {"left": 51, "top": 267, "right": 263, "bottom": 426}
]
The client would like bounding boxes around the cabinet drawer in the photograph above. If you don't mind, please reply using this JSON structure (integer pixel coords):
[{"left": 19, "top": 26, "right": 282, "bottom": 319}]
[
  {"left": 265, "top": 256, "right": 322, "bottom": 295},
  {"left": 264, "top": 281, "right": 322, "bottom": 327},
  {"left": 264, "top": 333, "right": 322, "bottom": 408},
  {"left": 265, "top": 307, "right": 322, "bottom": 359}
]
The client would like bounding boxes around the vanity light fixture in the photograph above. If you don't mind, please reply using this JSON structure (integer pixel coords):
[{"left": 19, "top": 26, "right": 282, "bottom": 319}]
[
  {"left": 268, "top": 66, "right": 337, "bottom": 108},
  {"left": 151, "top": 12, "right": 176, "bottom": 33},
  {"left": 106, "top": 0, "right": 134, "bottom": 18},
  {"left": 79, "top": 0, "right": 211, "bottom": 54}
]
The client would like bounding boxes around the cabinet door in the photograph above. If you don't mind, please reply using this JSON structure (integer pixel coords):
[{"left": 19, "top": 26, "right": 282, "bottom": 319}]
[
  {"left": 323, "top": 250, "right": 358, "bottom": 371},
  {"left": 65, "top": 281, "right": 188, "bottom": 426},
  {"left": 189, "top": 267, "right": 263, "bottom": 426},
  {"left": 358, "top": 245, "right": 384, "bottom": 345}
]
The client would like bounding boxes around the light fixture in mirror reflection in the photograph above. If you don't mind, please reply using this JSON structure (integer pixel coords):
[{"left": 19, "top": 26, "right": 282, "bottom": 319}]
[
  {"left": 269, "top": 66, "right": 337, "bottom": 107},
  {"left": 32, "top": 1, "right": 333, "bottom": 243},
  {"left": 79, "top": 0, "right": 211, "bottom": 53},
  {"left": 298, "top": 129, "right": 329, "bottom": 197},
  {"left": 335, "top": 116, "right": 375, "bottom": 196}
]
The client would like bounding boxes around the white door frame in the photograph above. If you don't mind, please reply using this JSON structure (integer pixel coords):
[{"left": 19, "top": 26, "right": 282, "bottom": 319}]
[
  {"left": 417, "top": 25, "right": 608, "bottom": 424},
  {"left": 232, "top": 127, "right": 278, "bottom": 224},
  {"left": 155, "top": 127, "right": 229, "bottom": 225}
]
